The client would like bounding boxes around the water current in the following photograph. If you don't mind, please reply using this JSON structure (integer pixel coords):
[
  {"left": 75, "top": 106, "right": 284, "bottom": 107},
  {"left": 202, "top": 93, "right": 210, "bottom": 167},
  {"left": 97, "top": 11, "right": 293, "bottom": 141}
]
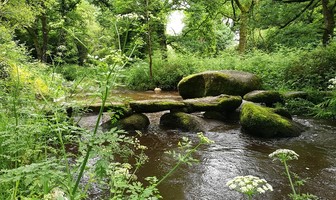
[{"left": 80, "top": 90, "right": 336, "bottom": 200}]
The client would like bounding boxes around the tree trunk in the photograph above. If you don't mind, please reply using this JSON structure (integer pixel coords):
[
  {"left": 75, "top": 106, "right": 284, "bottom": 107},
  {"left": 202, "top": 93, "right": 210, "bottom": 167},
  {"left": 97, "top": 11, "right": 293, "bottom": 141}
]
[
  {"left": 41, "top": 12, "right": 48, "bottom": 63},
  {"left": 146, "top": 0, "right": 153, "bottom": 80},
  {"left": 321, "top": 0, "right": 335, "bottom": 45},
  {"left": 238, "top": 10, "right": 248, "bottom": 54},
  {"left": 157, "top": 22, "right": 168, "bottom": 60},
  {"left": 25, "top": 26, "right": 42, "bottom": 60}
]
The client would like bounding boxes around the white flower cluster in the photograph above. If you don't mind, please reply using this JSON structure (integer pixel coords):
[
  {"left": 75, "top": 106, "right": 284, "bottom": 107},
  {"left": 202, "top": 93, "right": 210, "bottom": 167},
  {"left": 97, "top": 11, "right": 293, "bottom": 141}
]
[
  {"left": 134, "top": 138, "right": 148, "bottom": 150},
  {"left": 269, "top": 149, "right": 299, "bottom": 162},
  {"left": 44, "top": 187, "right": 69, "bottom": 200},
  {"left": 226, "top": 175, "right": 273, "bottom": 195},
  {"left": 328, "top": 77, "right": 336, "bottom": 89}
]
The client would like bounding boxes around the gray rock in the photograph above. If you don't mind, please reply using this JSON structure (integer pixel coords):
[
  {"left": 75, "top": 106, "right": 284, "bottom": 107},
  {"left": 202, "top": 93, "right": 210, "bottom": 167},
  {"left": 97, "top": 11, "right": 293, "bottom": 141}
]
[
  {"left": 283, "top": 91, "right": 308, "bottom": 99},
  {"left": 129, "top": 99, "right": 185, "bottom": 113},
  {"left": 243, "top": 90, "right": 283, "bottom": 107},
  {"left": 183, "top": 94, "right": 242, "bottom": 112},
  {"left": 178, "top": 70, "right": 262, "bottom": 99}
]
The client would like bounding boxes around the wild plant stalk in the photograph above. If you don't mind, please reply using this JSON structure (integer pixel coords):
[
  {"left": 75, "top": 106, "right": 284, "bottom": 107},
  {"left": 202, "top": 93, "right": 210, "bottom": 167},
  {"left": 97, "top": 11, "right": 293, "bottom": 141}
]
[
  {"left": 71, "top": 46, "right": 136, "bottom": 198},
  {"left": 156, "top": 133, "right": 213, "bottom": 187},
  {"left": 269, "top": 149, "right": 299, "bottom": 196},
  {"left": 70, "top": 66, "right": 114, "bottom": 198},
  {"left": 155, "top": 141, "right": 201, "bottom": 186},
  {"left": 11, "top": 64, "right": 21, "bottom": 199},
  {"left": 283, "top": 159, "right": 296, "bottom": 196}
]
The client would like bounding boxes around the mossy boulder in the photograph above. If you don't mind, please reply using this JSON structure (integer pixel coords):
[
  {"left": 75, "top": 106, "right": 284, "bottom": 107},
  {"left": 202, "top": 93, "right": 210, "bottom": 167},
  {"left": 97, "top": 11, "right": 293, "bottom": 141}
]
[
  {"left": 240, "top": 102, "right": 303, "bottom": 138},
  {"left": 183, "top": 94, "right": 242, "bottom": 112},
  {"left": 117, "top": 113, "right": 150, "bottom": 131},
  {"left": 160, "top": 112, "right": 206, "bottom": 132},
  {"left": 129, "top": 99, "right": 185, "bottom": 113},
  {"left": 243, "top": 90, "right": 283, "bottom": 107},
  {"left": 177, "top": 70, "right": 262, "bottom": 99}
]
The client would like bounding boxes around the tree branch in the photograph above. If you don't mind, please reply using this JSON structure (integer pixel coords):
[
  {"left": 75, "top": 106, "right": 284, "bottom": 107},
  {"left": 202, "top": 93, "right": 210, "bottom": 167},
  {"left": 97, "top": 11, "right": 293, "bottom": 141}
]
[
  {"left": 280, "top": 0, "right": 316, "bottom": 29},
  {"left": 231, "top": 0, "right": 236, "bottom": 20}
]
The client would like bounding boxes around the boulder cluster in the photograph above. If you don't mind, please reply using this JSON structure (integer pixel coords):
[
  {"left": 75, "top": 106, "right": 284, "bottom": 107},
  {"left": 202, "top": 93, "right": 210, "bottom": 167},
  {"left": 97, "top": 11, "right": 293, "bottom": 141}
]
[{"left": 103, "top": 70, "right": 306, "bottom": 138}]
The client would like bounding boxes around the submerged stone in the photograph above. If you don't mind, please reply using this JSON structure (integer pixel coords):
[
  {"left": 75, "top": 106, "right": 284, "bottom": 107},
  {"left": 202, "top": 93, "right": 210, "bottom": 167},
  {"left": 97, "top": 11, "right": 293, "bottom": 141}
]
[
  {"left": 240, "top": 102, "right": 303, "bottom": 138},
  {"left": 177, "top": 70, "right": 262, "bottom": 99},
  {"left": 117, "top": 113, "right": 150, "bottom": 131},
  {"left": 160, "top": 112, "right": 206, "bottom": 132}
]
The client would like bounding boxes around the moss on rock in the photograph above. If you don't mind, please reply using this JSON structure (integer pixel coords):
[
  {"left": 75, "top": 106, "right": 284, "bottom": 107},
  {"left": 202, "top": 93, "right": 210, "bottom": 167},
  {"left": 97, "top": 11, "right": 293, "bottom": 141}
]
[
  {"left": 240, "top": 102, "right": 303, "bottom": 138},
  {"left": 183, "top": 94, "right": 242, "bottom": 112},
  {"left": 118, "top": 113, "right": 150, "bottom": 131},
  {"left": 160, "top": 112, "right": 205, "bottom": 132},
  {"left": 129, "top": 99, "right": 185, "bottom": 113}
]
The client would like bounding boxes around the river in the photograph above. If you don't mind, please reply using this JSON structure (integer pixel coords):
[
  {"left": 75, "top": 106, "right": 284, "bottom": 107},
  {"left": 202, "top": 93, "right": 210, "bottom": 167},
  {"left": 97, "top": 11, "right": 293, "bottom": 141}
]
[{"left": 81, "top": 90, "right": 336, "bottom": 200}]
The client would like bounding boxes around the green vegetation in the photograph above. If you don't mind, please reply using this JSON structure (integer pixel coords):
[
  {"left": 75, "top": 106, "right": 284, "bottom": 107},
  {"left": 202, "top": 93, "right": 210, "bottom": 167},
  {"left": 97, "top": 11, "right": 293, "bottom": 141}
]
[
  {"left": 0, "top": 0, "right": 335, "bottom": 199},
  {"left": 269, "top": 149, "right": 318, "bottom": 200}
]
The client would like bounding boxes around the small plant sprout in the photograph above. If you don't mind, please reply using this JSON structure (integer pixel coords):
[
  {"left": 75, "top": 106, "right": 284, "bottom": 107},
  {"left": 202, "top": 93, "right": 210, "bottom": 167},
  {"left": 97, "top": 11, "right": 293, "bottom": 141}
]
[{"left": 226, "top": 175, "right": 273, "bottom": 200}]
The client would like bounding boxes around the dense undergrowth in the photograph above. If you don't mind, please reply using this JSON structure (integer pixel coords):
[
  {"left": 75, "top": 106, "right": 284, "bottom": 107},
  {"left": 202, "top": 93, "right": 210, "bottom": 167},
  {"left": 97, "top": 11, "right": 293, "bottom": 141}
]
[
  {"left": 0, "top": 21, "right": 335, "bottom": 200},
  {"left": 0, "top": 27, "right": 213, "bottom": 199},
  {"left": 53, "top": 43, "right": 336, "bottom": 119},
  {"left": 121, "top": 45, "right": 336, "bottom": 119}
]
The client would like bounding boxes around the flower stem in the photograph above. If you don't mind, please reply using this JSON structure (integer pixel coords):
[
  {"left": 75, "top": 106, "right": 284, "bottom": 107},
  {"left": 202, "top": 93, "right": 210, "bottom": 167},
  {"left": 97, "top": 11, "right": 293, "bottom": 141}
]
[{"left": 284, "top": 160, "right": 296, "bottom": 196}]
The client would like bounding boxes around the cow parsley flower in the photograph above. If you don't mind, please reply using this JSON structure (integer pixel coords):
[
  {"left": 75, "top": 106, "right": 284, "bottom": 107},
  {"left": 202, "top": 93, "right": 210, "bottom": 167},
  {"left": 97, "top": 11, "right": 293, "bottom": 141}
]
[
  {"left": 226, "top": 175, "right": 273, "bottom": 199},
  {"left": 269, "top": 149, "right": 299, "bottom": 163}
]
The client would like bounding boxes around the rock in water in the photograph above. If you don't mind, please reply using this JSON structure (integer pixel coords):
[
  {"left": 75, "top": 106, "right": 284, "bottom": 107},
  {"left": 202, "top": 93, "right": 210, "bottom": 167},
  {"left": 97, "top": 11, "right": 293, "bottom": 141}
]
[
  {"left": 160, "top": 112, "right": 206, "bottom": 132},
  {"left": 118, "top": 113, "right": 150, "bottom": 131},
  {"left": 177, "top": 70, "right": 262, "bottom": 99},
  {"left": 243, "top": 90, "right": 283, "bottom": 107},
  {"left": 240, "top": 102, "right": 303, "bottom": 138}
]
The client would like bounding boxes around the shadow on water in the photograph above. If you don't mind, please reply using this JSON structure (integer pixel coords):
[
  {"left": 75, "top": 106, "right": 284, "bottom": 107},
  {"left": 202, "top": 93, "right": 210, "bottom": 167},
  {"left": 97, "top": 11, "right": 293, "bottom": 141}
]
[{"left": 79, "top": 90, "right": 336, "bottom": 200}]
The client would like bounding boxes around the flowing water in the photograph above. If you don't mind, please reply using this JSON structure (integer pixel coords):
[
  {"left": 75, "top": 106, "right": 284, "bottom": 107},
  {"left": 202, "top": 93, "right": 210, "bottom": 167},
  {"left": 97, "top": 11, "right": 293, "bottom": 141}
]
[{"left": 81, "top": 90, "right": 336, "bottom": 200}]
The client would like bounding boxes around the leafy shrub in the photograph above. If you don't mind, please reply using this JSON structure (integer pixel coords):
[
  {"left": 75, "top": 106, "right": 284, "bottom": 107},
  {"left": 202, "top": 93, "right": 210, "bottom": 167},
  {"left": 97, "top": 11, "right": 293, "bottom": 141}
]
[
  {"left": 54, "top": 64, "right": 94, "bottom": 81},
  {"left": 281, "top": 98, "right": 316, "bottom": 116},
  {"left": 284, "top": 43, "right": 336, "bottom": 90},
  {"left": 124, "top": 54, "right": 197, "bottom": 90}
]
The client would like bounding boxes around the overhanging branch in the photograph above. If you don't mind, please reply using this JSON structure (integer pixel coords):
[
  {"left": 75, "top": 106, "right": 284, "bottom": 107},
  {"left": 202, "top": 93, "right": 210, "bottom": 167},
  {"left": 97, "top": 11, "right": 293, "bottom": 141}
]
[{"left": 280, "top": 0, "right": 316, "bottom": 29}]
